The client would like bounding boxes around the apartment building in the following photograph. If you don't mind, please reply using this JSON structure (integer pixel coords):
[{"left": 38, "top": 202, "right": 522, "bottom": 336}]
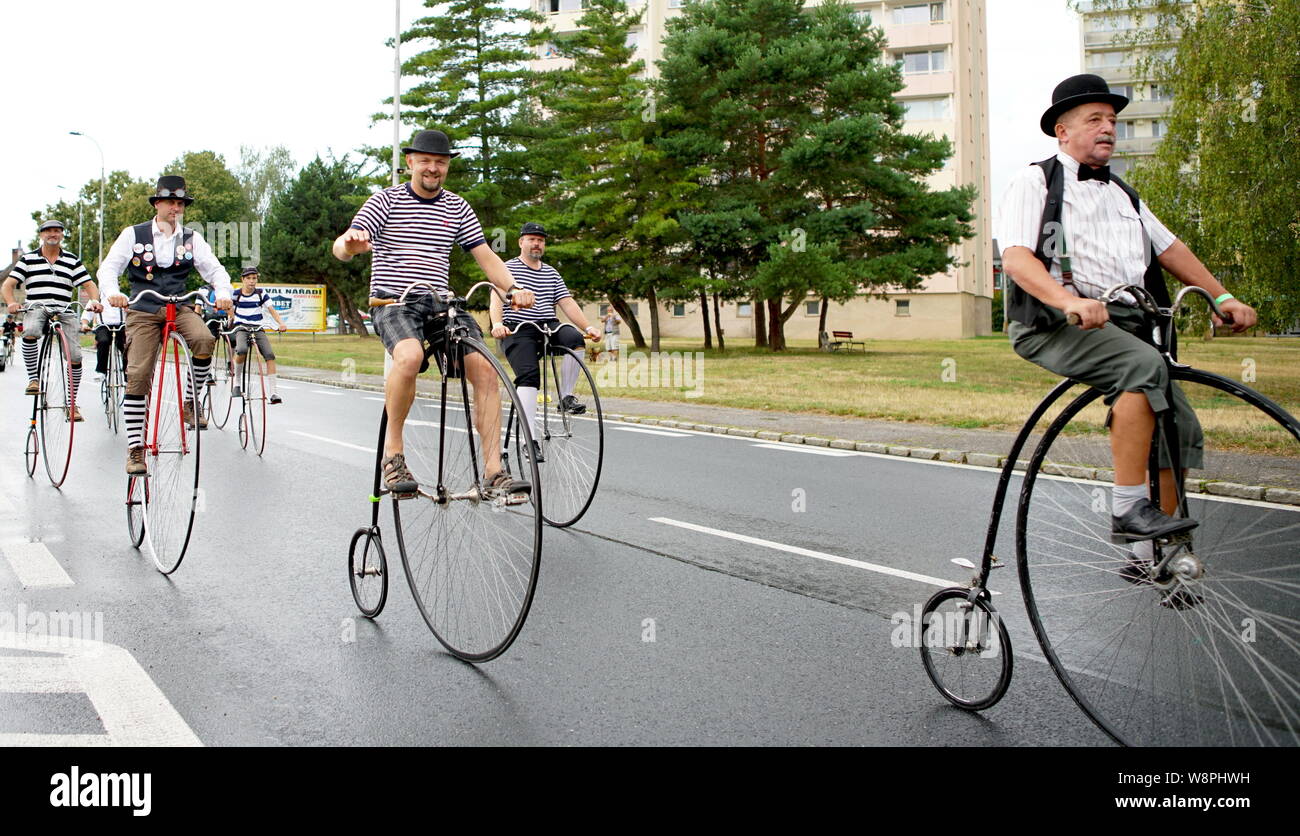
[
  {"left": 1076, "top": 0, "right": 1183, "bottom": 177},
  {"left": 532, "top": 0, "right": 993, "bottom": 341}
]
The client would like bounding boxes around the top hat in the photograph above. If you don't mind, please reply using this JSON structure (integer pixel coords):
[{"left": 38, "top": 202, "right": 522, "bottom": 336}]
[
  {"left": 1040, "top": 73, "right": 1129, "bottom": 137},
  {"left": 519, "top": 222, "right": 548, "bottom": 239},
  {"left": 38, "top": 219, "right": 65, "bottom": 232},
  {"left": 402, "top": 129, "right": 460, "bottom": 158},
  {"left": 149, "top": 175, "right": 195, "bottom": 205}
]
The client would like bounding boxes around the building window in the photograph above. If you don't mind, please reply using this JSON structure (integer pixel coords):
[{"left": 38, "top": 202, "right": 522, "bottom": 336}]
[
  {"left": 672, "top": 303, "right": 686, "bottom": 318},
  {"left": 855, "top": 9, "right": 872, "bottom": 25},
  {"left": 598, "top": 303, "right": 610, "bottom": 317},
  {"left": 893, "top": 2, "right": 944, "bottom": 25},
  {"left": 1088, "top": 51, "right": 1127, "bottom": 69},
  {"left": 1109, "top": 84, "right": 1134, "bottom": 100},
  {"left": 737, "top": 302, "right": 753, "bottom": 317},
  {"left": 540, "top": 42, "right": 558, "bottom": 59},
  {"left": 895, "top": 299, "right": 910, "bottom": 317},
  {"left": 1149, "top": 84, "right": 1172, "bottom": 102},
  {"left": 668, "top": 0, "right": 684, "bottom": 7},
  {"left": 1109, "top": 156, "right": 1130, "bottom": 176},
  {"left": 903, "top": 96, "right": 950, "bottom": 121},
  {"left": 898, "top": 49, "right": 946, "bottom": 75},
  {"left": 805, "top": 299, "right": 820, "bottom": 317},
  {"left": 1114, "top": 120, "right": 1135, "bottom": 140},
  {"left": 626, "top": 29, "right": 642, "bottom": 50},
  {"left": 1151, "top": 119, "right": 1166, "bottom": 138}
]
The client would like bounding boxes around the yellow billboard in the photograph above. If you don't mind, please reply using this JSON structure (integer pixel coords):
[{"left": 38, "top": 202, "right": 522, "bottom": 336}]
[{"left": 260, "top": 285, "right": 327, "bottom": 332}]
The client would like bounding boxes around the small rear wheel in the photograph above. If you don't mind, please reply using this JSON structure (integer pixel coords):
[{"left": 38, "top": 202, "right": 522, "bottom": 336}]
[
  {"left": 348, "top": 527, "right": 388, "bottom": 618},
  {"left": 25, "top": 426, "right": 38, "bottom": 477},
  {"left": 919, "top": 587, "right": 1013, "bottom": 711}
]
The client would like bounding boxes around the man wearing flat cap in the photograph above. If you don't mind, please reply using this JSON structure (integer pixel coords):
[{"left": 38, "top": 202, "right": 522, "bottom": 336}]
[
  {"left": 996, "top": 73, "right": 1258, "bottom": 554},
  {"left": 332, "top": 129, "right": 536, "bottom": 497},
  {"left": 99, "top": 175, "right": 234, "bottom": 475},
  {"left": 2, "top": 219, "right": 102, "bottom": 420}
]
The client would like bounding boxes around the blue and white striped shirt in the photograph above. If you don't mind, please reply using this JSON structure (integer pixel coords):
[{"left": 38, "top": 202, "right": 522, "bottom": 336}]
[
  {"left": 349, "top": 184, "right": 487, "bottom": 298},
  {"left": 503, "top": 258, "right": 570, "bottom": 322},
  {"left": 231, "top": 288, "right": 273, "bottom": 325}
]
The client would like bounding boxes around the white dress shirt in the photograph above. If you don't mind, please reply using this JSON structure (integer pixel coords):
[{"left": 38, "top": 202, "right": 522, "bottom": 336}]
[
  {"left": 97, "top": 219, "right": 233, "bottom": 304},
  {"left": 996, "top": 151, "right": 1177, "bottom": 305}
]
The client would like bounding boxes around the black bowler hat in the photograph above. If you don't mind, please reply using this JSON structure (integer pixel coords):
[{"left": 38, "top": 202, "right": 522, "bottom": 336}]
[
  {"left": 240, "top": 267, "right": 260, "bottom": 277},
  {"left": 519, "top": 222, "right": 548, "bottom": 238},
  {"left": 38, "top": 219, "right": 65, "bottom": 232},
  {"left": 1040, "top": 73, "right": 1129, "bottom": 137},
  {"left": 402, "top": 129, "right": 460, "bottom": 158},
  {"left": 149, "top": 175, "right": 195, "bottom": 205}
]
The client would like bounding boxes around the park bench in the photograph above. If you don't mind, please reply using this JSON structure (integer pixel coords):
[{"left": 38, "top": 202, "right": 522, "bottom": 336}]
[{"left": 822, "top": 330, "right": 865, "bottom": 353}]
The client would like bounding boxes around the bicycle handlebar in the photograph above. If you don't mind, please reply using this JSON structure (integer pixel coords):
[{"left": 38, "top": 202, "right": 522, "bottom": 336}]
[
  {"left": 14, "top": 301, "right": 86, "bottom": 316},
  {"left": 126, "top": 289, "right": 208, "bottom": 307},
  {"left": 373, "top": 280, "right": 517, "bottom": 309},
  {"left": 223, "top": 323, "right": 281, "bottom": 334},
  {"left": 1065, "top": 283, "right": 1234, "bottom": 327},
  {"left": 499, "top": 319, "right": 601, "bottom": 341}
]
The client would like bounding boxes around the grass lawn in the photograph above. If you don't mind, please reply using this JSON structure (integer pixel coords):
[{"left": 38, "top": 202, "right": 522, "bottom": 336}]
[{"left": 162, "top": 329, "right": 1300, "bottom": 454}]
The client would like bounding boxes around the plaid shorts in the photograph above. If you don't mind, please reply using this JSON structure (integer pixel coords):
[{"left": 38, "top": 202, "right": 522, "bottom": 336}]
[{"left": 372, "top": 292, "right": 482, "bottom": 378}]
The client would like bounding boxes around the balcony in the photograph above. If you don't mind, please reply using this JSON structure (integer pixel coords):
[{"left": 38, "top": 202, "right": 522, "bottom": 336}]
[
  {"left": 1120, "top": 98, "right": 1172, "bottom": 119},
  {"left": 884, "top": 21, "right": 953, "bottom": 51},
  {"left": 899, "top": 70, "right": 954, "bottom": 98}
]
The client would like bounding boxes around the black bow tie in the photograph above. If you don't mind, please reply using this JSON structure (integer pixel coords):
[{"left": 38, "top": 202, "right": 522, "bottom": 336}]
[{"left": 1078, "top": 165, "right": 1111, "bottom": 184}]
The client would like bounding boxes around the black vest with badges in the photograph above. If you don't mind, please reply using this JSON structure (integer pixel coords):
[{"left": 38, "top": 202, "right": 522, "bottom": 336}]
[
  {"left": 125, "top": 221, "right": 196, "bottom": 313},
  {"left": 1006, "top": 156, "right": 1171, "bottom": 331}
]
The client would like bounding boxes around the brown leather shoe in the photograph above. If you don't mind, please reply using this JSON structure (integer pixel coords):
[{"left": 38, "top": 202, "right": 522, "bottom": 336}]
[
  {"left": 126, "top": 446, "right": 148, "bottom": 475},
  {"left": 25, "top": 379, "right": 39, "bottom": 396},
  {"left": 182, "top": 400, "right": 208, "bottom": 430},
  {"left": 71, "top": 406, "right": 84, "bottom": 422}
]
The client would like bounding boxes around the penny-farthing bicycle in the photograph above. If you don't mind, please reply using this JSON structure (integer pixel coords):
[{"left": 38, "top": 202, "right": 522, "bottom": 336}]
[
  {"left": 19, "top": 301, "right": 83, "bottom": 487},
  {"left": 97, "top": 320, "right": 127, "bottom": 434},
  {"left": 499, "top": 320, "right": 604, "bottom": 528},
  {"left": 920, "top": 284, "right": 1300, "bottom": 746},
  {"left": 348, "top": 281, "right": 543, "bottom": 663},
  {"left": 124, "top": 289, "right": 207, "bottom": 575},
  {"left": 224, "top": 323, "right": 273, "bottom": 456}
]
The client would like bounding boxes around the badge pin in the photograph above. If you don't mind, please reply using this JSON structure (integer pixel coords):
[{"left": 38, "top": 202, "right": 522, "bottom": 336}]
[
  {"left": 132, "top": 243, "right": 144, "bottom": 254},
  {"left": 143, "top": 252, "right": 153, "bottom": 262},
  {"left": 145, "top": 244, "right": 153, "bottom": 252},
  {"left": 132, "top": 257, "right": 141, "bottom": 267},
  {"left": 184, "top": 252, "right": 193, "bottom": 260}
]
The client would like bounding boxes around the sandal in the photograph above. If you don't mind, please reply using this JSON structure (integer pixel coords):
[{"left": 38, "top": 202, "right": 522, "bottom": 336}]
[
  {"left": 483, "top": 470, "right": 531, "bottom": 499},
  {"left": 382, "top": 453, "right": 419, "bottom": 496}
]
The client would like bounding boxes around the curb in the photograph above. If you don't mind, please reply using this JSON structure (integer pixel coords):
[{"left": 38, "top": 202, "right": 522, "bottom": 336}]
[{"left": 279, "top": 371, "right": 1300, "bottom": 508}]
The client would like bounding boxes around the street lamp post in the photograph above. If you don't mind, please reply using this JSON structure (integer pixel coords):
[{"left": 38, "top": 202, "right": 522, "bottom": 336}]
[{"left": 69, "top": 131, "right": 104, "bottom": 267}]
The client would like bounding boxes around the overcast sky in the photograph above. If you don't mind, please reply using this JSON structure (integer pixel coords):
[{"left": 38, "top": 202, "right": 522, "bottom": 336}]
[{"left": 0, "top": 0, "right": 1080, "bottom": 253}]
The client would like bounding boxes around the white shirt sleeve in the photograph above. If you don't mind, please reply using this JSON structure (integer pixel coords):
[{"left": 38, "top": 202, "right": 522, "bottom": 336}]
[
  {"left": 96, "top": 227, "right": 136, "bottom": 299},
  {"left": 1139, "top": 203, "right": 1178, "bottom": 255},
  {"left": 995, "top": 165, "right": 1049, "bottom": 254},
  {"left": 188, "top": 230, "right": 234, "bottom": 301}
]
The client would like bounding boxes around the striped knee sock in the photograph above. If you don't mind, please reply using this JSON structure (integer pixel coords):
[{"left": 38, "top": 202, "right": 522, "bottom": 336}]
[
  {"left": 22, "top": 338, "right": 39, "bottom": 380},
  {"left": 70, "top": 363, "right": 82, "bottom": 403},
  {"left": 187, "top": 356, "right": 212, "bottom": 401},
  {"left": 124, "top": 394, "right": 148, "bottom": 448}
]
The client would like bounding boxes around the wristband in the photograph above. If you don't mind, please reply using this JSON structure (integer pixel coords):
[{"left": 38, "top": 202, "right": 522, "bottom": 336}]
[
  {"left": 1214, "top": 292, "right": 1234, "bottom": 305},
  {"left": 492, "top": 322, "right": 505, "bottom": 330}
]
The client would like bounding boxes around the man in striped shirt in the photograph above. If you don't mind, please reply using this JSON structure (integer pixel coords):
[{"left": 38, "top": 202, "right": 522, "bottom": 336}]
[
  {"left": 228, "top": 267, "right": 287, "bottom": 404},
  {"left": 997, "top": 74, "right": 1258, "bottom": 546},
  {"left": 332, "top": 129, "right": 536, "bottom": 496},
  {"left": 2, "top": 220, "right": 102, "bottom": 420},
  {"left": 490, "top": 223, "right": 601, "bottom": 458}
]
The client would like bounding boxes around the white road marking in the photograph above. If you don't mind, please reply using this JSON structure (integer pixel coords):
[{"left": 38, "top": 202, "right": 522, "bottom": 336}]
[
  {"left": 2, "top": 542, "right": 74, "bottom": 588},
  {"left": 406, "top": 419, "right": 467, "bottom": 434},
  {"left": 650, "top": 517, "right": 963, "bottom": 589},
  {"left": 288, "top": 431, "right": 372, "bottom": 453},
  {"left": 276, "top": 383, "right": 299, "bottom": 389},
  {"left": 751, "top": 443, "right": 855, "bottom": 457},
  {"left": 0, "top": 632, "right": 202, "bottom": 746},
  {"left": 0, "top": 655, "right": 81, "bottom": 691},
  {"left": 611, "top": 426, "right": 690, "bottom": 438},
  {"left": 305, "top": 389, "right": 344, "bottom": 396},
  {"left": 364, "top": 397, "right": 386, "bottom": 402}
]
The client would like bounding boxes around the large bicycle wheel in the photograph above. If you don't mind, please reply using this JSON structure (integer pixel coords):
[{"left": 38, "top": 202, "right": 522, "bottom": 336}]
[
  {"left": 104, "top": 344, "right": 124, "bottom": 434},
  {"left": 525, "top": 345, "right": 603, "bottom": 528},
  {"left": 142, "top": 332, "right": 201, "bottom": 575},
  {"left": 37, "top": 328, "right": 74, "bottom": 488},
  {"left": 391, "top": 337, "right": 543, "bottom": 662},
  {"left": 126, "top": 475, "right": 147, "bottom": 548},
  {"left": 1018, "top": 368, "right": 1300, "bottom": 746},
  {"left": 208, "top": 334, "right": 235, "bottom": 430},
  {"left": 247, "top": 348, "right": 267, "bottom": 456},
  {"left": 919, "top": 587, "right": 1013, "bottom": 711}
]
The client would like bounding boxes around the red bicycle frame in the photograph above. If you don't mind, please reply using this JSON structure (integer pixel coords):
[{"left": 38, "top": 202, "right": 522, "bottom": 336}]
[{"left": 147, "top": 300, "right": 192, "bottom": 457}]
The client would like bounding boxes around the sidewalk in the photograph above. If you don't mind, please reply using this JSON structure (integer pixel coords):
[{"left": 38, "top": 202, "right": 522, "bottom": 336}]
[{"left": 277, "top": 362, "right": 1300, "bottom": 500}]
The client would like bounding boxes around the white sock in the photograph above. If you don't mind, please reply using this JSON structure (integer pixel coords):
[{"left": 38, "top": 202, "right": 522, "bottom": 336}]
[
  {"left": 518, "top": 386, "right": 538, "bottom": 436},
  {"left": 268, "top": 373, "right": 278, "bottom": 395},
  {"left": 560, "top": 354, "right": 580, "bottom": 399},
  {"left": 1113, "top": 483, "right": 1148, "bottom": 517}
]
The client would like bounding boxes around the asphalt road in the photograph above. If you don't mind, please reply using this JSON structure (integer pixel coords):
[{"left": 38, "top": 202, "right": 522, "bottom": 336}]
[{"left": 0, "top": 366, "right": 1115, "bottom": 745}]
